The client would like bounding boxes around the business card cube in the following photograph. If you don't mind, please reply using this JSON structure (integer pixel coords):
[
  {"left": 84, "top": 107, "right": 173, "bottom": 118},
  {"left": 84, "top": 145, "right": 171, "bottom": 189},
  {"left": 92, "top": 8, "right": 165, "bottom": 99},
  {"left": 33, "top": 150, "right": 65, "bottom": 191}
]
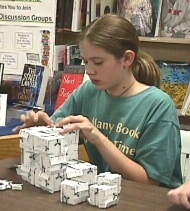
[
  {"left": 40, "top": 154, "right": 67, "bottom": 174},
  {"left": 38, "top": 172, "right": 64, "bottom": 193},
  {"left": 21, "top": 149, "right": 40, "bottom": 168},
  {"left": 71, "top": 162, "right": 98, "bottom": 185},
  {"left": 60, "top": 179, "right": 89, "bottom": 205},
  {"left": 63, "top": 165, "right": 83, "bottom": 179},
  {"left": 89, "top": 184, "right": 119, "bottom": 208},
  {"left": 96, "top": 172, "right": 122, "bottom": 193}
]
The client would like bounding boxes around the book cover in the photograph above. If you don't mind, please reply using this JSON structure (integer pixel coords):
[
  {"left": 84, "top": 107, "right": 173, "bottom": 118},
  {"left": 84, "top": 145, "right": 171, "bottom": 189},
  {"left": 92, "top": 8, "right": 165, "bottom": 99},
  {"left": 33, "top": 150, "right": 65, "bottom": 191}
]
[
  {"left": 157, "top": 61, "right": 190, "bottom": 109},
  {"left": 160, "top": 0, "right": 190, "bottom": 38},
  {"left": 117, "top": 0, "right": 154, "bottom": 36},
  {"left": 17, "top": 64, "right": 50, "bottom": 108},
  {"left": 54, "top": 65, "right": 85, "bottom": 111},
  {"left": 66, "top": 45, "right": 82, "bottom": 65},
  {"left": 1, "top": 74, "right": 21, "bottom": 105}
]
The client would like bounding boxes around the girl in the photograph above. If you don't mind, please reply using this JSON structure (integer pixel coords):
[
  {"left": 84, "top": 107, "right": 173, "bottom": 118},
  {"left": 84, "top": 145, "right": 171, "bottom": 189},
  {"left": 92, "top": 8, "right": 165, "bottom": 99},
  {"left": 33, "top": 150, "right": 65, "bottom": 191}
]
[{"left": 15, "top": 14, "right": 182, "bottom": 188}]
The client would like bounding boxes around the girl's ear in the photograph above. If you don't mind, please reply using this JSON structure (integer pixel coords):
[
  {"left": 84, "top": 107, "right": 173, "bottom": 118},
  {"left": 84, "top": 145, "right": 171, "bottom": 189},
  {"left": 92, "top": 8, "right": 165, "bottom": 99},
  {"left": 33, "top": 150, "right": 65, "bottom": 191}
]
[{"left": 123, "top": 50, "right": 135, "bottom": 67}]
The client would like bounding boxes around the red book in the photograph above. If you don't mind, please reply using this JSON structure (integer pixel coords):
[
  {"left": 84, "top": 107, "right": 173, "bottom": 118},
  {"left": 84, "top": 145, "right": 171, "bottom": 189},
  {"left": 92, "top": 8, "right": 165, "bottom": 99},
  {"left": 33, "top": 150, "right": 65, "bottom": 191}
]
[{"left": 54, "top": 65, "right": 85, "bottom": 111}]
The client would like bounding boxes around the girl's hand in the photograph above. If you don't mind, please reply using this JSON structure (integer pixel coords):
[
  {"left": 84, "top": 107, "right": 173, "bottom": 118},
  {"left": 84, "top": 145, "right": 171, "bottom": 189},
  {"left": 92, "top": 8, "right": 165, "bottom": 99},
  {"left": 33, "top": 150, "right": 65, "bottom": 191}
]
[
  {"left": 56, "top": 115, "right": 105, "bottom": 146},
  {"left": 13, "top": 110, "right": 54, "bottom": 134}
]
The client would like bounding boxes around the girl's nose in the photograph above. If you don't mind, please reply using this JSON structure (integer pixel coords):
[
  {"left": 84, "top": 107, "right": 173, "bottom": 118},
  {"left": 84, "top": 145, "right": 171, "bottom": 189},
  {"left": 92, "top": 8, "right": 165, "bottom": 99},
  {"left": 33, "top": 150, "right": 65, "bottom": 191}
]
[{"left": 85, "top": 64, "right": 96, "bottom": 75}]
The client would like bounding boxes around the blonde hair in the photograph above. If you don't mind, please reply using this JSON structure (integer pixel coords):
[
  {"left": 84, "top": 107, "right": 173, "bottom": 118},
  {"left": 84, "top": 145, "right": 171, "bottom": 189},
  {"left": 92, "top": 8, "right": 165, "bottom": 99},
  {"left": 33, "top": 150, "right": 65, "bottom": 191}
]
[{"left": 79, "top": 14, "right": 161, "bottom": 88}]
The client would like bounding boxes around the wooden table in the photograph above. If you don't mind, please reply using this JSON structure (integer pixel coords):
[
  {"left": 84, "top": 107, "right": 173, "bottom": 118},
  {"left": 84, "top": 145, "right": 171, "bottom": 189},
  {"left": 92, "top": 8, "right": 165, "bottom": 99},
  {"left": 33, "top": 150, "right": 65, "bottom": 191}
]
[
  {"left": 0, "top": 135, "right": 89, "bottom": 161},
  {"left": 0, "top": 158, "right": 186, "bottom": 211},
  {"left": 0, "top": 135, "right": 21, "bottom": 160}
]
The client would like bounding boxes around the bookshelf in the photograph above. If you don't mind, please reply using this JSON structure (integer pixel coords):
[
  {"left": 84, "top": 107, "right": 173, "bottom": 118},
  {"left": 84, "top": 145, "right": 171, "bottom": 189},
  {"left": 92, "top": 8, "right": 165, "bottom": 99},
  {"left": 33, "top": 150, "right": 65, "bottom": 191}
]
[
  {"left": 56, "top": 33, "right": 190, "bottom": 63},
  {"left": 139, "top": 37, "right": 190, "bottom": 63}
]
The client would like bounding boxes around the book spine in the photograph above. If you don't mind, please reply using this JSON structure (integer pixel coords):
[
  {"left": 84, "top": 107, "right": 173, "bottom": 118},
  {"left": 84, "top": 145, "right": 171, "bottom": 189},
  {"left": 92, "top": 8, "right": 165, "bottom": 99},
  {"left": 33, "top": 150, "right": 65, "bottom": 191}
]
[
  {"left": 66, "top": 45, "right": 70, "bottom": 65},
  {"left": 71, "top": 0, "right": 82, "bottom": 32},
  {"left": 154, "top": 0, "right": 163, "bottom": 37},
  {"left": 63, "top": 0, "right": 74, "bottom": 31},
  {"left": 56, "top": 0, "right": 65, "bottom": 31},
  {"left": 36, "top": 67, "right": 50, "bottom": 108},
  {"left": 81, "top": 0, "right": 87, "bottom": 28},
  {"left": 64, "top": 46, "right": 68, "bottom": 66},
  {"left": 86, "top": 0, "right": 91, "bottom": 26},
  {"left": 91, "top": 0, "right": 96, "bottom": 22}
]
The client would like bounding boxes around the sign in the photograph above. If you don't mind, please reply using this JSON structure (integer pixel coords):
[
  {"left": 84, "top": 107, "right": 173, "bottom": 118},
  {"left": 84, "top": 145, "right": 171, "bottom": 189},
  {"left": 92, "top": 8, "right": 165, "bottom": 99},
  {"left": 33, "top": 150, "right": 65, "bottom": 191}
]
[
  {"left": 0, "top": 0, "right": 57, "bottom": 75},
  {"left": 0, "top": 0, "right": 57, "bottom": 27}
]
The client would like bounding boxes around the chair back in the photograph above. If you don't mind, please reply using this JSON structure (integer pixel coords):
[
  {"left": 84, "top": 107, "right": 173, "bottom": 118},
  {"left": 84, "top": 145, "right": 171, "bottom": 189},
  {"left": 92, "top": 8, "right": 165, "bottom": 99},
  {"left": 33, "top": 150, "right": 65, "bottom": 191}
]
[{"left": 180, "top": 130, "right": 190, "bottom": 183}]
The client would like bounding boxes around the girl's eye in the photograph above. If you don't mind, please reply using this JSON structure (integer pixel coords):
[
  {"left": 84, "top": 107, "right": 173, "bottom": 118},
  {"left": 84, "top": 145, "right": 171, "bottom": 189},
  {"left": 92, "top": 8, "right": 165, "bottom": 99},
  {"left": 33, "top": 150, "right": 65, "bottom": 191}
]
[{"left": 94, "top": 61, "right": 103, "bottom": 65}]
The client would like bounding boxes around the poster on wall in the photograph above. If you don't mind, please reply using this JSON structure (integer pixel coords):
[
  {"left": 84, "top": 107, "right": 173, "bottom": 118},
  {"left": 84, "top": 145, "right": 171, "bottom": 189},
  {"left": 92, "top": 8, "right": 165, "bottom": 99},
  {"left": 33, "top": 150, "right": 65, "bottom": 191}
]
[{"left": 0, "top": 0, "right": 57, "bottom": 75}]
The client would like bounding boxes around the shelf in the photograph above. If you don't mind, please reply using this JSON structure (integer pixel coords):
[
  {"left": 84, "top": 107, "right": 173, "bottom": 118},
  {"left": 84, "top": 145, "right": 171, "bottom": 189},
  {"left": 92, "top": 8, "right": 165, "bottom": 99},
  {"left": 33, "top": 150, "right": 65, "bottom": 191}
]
[
  {"left": 139, "top": 37, "right": 190, "bottom": 63},
  {"left": 55, "top": 31, "right": 190, "bottom": 63},
  {"left": 139, "top": 37, "right": 190, "bottom": 44}
]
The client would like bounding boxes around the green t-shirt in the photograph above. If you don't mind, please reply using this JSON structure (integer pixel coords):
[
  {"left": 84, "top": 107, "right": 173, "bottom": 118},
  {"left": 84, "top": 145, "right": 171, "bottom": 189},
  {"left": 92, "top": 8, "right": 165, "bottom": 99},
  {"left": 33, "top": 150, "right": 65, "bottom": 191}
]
[{"left": 52, "top": 81, "right": 182, "bottom": 188}]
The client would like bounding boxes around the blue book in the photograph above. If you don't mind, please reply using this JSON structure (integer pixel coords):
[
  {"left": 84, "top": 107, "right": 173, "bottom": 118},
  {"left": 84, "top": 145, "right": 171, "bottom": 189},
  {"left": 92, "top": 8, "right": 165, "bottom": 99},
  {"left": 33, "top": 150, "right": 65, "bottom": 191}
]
[
  {"left": 17, "top": 64, "right": 50, "bottom": 109},
  {"left": 157, "top": 60, "right": 190, "bottom": 109}
]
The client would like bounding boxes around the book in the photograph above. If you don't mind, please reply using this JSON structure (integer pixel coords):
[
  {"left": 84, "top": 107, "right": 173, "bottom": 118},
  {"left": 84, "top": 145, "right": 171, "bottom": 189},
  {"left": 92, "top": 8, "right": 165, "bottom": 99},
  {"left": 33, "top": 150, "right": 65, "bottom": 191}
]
[
  {"left": 86, "top": 0, "right": 92, "bottom": 26},
  {"left": 0, "top": 63, "right": 4, "bottom": 92},
  {"left": 160, "top": 0, "right": 190, "bottom": 38},
  {"left": 81, "top": 0, "right": 88, "bottom": 28},
  {"left": 44, "top": 70, "right": 63, "bottom": 105},
  {"left": 71, "top": 0, "right": 82, "bottom": 32},
  {"left": 157, "top": 61, "right": 190, "bottom": 109},
  {"left": 181, "top": 82, "right": 190, "bottom": 116},
  {"left": 1, "top": 74, "right": 21, "bottom": 105},
  {"left": 53, "top": 45, "right": 67, "bottom": 71},
  {"left": 56, "top": 0, "right": 66, "bottom": 32},
  {"left": 63, "top": 0, "right": 74, "bottom": 31},
  {"left": 66, "top": 44, "right": 82, "bottom": 65},
  {"left": 91, "top": 0, "right": 101, "bottom": 21},
  {"left": 17, "top": 64, "right": 50, "bottom": 109},
  {"left": 151, "top": 0, "right": 163, "bottom": 37},
  {"left": 0, "top": 94, "right": 7, "bottom": 126},
  {"left": 54, "top": 65, "right": 85, "bottom": 111}
]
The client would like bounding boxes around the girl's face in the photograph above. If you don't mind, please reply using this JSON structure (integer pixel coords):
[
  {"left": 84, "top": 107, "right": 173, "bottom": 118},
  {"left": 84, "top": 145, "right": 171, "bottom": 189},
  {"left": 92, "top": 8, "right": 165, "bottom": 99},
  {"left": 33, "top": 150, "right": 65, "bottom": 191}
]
[{"left": 79, "top": 39, "right": 133, "bottom": 95}]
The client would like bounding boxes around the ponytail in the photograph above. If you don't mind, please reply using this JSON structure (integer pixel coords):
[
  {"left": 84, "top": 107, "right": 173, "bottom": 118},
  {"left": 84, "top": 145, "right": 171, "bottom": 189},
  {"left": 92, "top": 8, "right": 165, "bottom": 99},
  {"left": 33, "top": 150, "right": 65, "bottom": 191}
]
[{"left": 132, "top": 52, "right": 161, "bottom": 88}]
